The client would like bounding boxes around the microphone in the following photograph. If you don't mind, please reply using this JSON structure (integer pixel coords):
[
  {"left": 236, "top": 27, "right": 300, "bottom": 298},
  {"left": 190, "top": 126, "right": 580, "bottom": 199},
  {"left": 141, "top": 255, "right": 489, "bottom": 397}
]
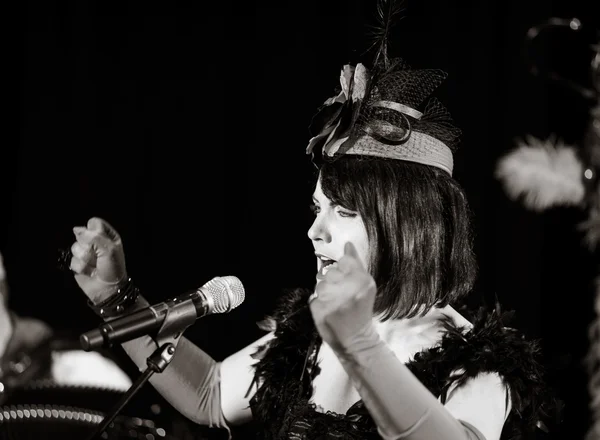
[{"left": 80, "top": 276, "right": 245, "bottom": 351}]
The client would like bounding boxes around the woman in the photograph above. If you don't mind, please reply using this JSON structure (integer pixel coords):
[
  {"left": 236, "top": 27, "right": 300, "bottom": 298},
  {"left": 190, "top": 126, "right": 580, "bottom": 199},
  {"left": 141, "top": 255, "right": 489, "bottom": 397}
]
[{"left": 69, "top": 53, "right": 553, "bottom": 440}]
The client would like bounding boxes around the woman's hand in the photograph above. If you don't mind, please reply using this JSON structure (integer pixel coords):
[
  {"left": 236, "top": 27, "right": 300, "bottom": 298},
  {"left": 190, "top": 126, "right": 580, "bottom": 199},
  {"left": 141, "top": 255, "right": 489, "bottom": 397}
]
[
  {"left": 309, "top": 242, "right": 378, "bottom": 355},
  {"left": 70, "top": 217, "right": 128, "bottom": 304}
]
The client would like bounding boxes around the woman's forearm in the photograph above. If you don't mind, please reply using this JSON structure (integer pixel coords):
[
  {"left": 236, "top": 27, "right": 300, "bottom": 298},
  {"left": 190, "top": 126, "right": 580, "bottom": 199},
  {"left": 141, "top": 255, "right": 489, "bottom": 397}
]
[
  {"left": 335, "top": 327, "right": 484, "bottom": 440},
  {"left": 110, "top": 297, "right": 229, "bottom": 431}
]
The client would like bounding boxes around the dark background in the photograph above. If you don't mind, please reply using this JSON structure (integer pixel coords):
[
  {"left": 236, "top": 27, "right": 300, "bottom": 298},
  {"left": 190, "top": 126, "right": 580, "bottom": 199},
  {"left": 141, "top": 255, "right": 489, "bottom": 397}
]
[{"left": 5, "top": 0, "right": 600, "bottom": 438}]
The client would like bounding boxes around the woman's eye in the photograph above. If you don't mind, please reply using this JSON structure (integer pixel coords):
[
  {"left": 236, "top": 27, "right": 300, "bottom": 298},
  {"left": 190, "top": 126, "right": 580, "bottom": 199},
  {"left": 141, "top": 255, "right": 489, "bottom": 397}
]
[
  {"left": 337, "top": 209, "right": 357, "bottom": 218},
  {"left": 310, "top": 204, "right": 320, "bottom": 215}
]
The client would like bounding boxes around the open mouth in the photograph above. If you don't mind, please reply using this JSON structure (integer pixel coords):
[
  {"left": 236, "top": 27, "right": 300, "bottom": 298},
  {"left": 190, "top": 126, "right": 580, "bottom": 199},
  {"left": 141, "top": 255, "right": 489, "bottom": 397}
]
[{"left": 317, "top": 255, "right": 337, "bottom": 276}]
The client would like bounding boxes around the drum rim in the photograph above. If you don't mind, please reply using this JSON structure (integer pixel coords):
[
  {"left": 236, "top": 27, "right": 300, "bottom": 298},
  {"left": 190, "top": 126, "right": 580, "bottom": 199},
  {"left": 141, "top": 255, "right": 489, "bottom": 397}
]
[{"left": 0, "top": 403, "right": 104, "bottom": 425}]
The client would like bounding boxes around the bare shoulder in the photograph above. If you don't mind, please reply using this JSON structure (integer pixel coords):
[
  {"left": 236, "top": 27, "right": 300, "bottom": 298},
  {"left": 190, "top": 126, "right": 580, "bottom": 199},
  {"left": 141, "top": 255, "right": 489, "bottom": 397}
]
[{"left": 444, "top": 372, "right": 510, "bottom": 440}]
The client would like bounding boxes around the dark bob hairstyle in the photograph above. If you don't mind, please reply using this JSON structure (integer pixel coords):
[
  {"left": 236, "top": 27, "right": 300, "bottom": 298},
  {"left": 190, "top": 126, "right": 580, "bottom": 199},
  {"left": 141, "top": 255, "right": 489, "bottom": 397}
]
[{"left": 318, "top": 155, "right": 477, "bottom": 320}]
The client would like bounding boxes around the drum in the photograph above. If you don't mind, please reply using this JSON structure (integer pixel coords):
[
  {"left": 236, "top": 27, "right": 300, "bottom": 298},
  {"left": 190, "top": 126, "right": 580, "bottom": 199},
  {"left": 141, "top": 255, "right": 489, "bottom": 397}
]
[
  {"left": 0, "top": 381, "right": 226, "bottom": 440},
  {"left": 0, "top": 403, "right": 176, "bottom": 440},
  {"left": 3, "top": 380, "right": 158, "bottom": 421}
]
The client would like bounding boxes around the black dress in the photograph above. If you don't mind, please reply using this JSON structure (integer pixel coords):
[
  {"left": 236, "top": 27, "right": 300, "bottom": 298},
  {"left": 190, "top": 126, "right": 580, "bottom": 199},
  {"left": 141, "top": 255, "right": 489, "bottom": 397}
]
[{"left": 244, "top": 288, "right": 558, "bottom": 440}]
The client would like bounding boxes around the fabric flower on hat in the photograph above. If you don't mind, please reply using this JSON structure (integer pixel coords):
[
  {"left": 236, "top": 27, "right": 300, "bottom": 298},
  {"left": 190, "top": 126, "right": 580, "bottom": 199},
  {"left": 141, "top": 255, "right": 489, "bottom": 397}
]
[{"left": 306, "top": 63, "right": 370, "bottom": 157}]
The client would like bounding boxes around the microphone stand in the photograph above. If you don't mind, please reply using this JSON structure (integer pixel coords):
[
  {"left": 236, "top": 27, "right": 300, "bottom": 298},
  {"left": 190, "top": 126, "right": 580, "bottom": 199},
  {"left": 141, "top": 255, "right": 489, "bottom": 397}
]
[{"left": 84, "top": 299, "right": 199, "bottom": 440}]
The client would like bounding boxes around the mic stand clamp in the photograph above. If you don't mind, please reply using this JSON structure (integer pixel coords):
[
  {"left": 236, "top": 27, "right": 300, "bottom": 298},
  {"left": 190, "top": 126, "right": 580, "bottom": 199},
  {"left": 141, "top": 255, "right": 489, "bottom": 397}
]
[{"left": 85, "top": 299, "right": 198, "bottom": 440}]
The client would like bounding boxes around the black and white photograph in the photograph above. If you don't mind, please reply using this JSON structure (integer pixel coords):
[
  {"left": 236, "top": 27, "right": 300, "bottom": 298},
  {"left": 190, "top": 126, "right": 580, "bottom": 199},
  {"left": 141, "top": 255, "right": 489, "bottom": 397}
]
[{"left": 1, "top": 1, "right": 599, "bottom": 438}]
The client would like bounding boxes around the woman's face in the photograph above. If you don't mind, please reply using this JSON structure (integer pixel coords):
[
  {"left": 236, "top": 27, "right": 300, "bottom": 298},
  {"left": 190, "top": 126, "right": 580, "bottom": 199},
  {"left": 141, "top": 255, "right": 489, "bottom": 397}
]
[{"left": 307, "top": 175, "right": 370, "bottom": 280}]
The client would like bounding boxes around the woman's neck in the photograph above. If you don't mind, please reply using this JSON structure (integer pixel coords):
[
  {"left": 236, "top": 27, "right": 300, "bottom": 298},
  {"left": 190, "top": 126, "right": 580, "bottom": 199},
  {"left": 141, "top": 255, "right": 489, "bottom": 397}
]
[
  {"left": 374, "top": 304, "right": 443, "bottom": 331},
  {"left": 373, "top": 304, "right": 471, "bottom": 349}
]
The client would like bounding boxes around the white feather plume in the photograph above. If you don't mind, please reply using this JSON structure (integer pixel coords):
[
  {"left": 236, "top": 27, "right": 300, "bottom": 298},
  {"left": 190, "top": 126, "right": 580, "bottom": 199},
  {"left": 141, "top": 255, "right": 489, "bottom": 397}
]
[{"left": 495, "top": 135, "right": 585, "bottom": 211}]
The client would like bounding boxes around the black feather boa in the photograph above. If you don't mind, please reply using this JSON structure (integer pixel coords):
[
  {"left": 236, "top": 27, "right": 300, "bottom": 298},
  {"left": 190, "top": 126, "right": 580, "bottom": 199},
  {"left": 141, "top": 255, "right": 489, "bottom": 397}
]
[{"left": 248, "top": 288, "right": 559, "bottom": 440}]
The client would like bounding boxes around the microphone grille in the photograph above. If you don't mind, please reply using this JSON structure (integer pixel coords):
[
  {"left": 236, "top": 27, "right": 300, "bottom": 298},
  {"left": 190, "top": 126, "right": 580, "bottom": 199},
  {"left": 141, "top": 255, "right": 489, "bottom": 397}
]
[{"left": 203, "top": 276, "right": 245, "bottom": 313}]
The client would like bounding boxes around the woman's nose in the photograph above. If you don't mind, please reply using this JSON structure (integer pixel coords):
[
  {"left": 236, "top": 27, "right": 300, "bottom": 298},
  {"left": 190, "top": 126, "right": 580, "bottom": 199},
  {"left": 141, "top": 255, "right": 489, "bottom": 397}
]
[{"left": 307, "top": 214, "right": 331, "bottom": 243}]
